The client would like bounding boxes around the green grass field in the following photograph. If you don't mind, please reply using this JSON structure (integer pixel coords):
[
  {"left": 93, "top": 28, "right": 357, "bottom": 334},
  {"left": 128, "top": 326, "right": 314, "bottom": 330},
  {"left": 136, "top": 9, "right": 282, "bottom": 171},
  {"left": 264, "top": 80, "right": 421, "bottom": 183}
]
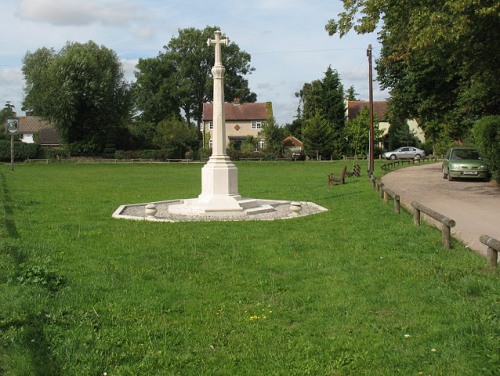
[{"left": 1, "top": 161, "right": 498, "bottom": 375}]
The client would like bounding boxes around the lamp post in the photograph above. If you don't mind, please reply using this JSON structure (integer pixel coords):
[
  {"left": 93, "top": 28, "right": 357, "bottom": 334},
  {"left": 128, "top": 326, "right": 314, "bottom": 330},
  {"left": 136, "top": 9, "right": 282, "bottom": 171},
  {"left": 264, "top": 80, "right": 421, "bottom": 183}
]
[{"left": 7, "top": 117, "right": 19, "bottom": 171}]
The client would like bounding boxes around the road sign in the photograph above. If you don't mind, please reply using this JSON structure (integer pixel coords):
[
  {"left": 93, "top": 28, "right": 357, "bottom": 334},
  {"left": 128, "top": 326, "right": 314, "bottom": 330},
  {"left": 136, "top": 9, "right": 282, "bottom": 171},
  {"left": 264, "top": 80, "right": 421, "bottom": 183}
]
[{"left": 7, "top": 118, "right": 19, "bottom": 134}]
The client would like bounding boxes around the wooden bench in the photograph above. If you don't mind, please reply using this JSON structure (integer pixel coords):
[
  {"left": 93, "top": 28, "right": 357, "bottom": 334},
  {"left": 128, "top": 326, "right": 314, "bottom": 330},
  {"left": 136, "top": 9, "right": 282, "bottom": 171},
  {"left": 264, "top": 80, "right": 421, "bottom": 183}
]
[{"left": 328, "top": 166, "right": 347, "bottom": 185}]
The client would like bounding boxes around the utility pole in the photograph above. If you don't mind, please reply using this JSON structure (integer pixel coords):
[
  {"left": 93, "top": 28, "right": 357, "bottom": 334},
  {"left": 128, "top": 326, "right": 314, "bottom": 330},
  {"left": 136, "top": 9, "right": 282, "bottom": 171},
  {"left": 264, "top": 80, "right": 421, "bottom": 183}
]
[{"left": 367, "top": 44, "right": 374, "bottom": 174}]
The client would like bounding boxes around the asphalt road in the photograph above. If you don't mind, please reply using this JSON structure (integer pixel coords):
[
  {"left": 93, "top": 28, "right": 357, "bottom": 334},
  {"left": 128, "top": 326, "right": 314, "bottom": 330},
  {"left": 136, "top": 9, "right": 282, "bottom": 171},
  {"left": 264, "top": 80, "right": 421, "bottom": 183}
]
[{"left": 381, "top": 163, "right": 500, "bottom": 259}]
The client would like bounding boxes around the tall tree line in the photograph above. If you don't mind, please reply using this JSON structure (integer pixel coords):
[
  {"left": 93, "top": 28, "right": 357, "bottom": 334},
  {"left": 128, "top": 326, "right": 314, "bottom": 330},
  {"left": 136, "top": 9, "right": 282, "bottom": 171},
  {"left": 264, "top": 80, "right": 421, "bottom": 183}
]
[
  {"left": 20, "top": 26, "right": 256, "bottom": 157},
  {"left": 326, "top": 0, "right": 499, "bottom": 153}
]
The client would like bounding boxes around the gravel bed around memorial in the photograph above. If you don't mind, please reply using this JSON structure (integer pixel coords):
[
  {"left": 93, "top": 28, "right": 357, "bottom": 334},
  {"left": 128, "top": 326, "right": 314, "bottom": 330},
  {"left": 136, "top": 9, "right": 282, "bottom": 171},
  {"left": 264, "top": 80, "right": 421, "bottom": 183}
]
[{"left": 113, "top": 199, "right": 327, "bottom": 222}]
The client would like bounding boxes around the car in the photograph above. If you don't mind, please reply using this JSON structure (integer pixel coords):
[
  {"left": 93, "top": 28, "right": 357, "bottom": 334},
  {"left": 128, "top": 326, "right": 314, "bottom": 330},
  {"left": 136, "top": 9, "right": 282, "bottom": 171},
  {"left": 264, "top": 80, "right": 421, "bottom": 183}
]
[
  {"left": 442, "top": 147, "right": 490, "bottom": 181},
  {"left": 382, "top": 146, "right": 425, "bottom": 160},
  {"left": 290, "top": 150, "right": 305, "bottom": 161}
]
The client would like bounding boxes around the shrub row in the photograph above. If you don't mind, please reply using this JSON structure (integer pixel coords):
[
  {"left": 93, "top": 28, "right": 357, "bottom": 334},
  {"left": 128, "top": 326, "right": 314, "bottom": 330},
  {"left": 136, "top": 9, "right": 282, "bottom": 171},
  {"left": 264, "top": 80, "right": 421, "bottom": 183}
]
[{"left": 0, "top": 140, "right": 40, "bottom": 161}]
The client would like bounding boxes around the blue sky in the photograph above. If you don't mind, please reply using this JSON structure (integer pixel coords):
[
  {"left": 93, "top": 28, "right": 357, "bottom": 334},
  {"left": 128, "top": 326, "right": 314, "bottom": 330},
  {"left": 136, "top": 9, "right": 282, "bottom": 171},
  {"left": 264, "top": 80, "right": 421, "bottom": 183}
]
[{"left": 0, "top": 0, "right": 388, "bottom": 124}]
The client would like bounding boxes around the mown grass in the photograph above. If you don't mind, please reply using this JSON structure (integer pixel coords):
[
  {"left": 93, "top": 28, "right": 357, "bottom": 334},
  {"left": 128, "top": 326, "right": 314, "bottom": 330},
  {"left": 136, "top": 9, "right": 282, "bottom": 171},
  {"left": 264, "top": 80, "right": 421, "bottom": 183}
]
[{"left": 0, "top": 161, "right": 498, "bottom": 375}]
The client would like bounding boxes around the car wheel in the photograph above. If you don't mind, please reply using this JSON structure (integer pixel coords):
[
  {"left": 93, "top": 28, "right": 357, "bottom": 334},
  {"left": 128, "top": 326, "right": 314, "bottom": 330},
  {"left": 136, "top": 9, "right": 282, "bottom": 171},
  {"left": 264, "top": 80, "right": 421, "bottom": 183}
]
[
  {"left": 443, "top": 168, "right": 447, "bottom": 179},
  {"left": 414, "top": 154, "right": 421, "bottom": 160},
  {"left": 447, "top": 172, "right": 454, "bottom": 181},
  {"left": 390, "top": 154, "right": 397, "bottom": 160}
]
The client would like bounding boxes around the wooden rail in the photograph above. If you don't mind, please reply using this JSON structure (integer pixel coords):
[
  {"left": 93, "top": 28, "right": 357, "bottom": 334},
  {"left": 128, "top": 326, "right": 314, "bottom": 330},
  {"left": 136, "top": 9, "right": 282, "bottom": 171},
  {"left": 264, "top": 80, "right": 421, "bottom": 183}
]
[
  {"left": 383, "top": 187, "right": 401, "bottom": 213},
  {"left": 26, "top": 158, "right": 49, "bottom": 164},
  {"left": 480, "top": 234, "right": 500, "bottom": 270},
  {"left": 411, "top": 201, "right": 456, "bottom": 249}
]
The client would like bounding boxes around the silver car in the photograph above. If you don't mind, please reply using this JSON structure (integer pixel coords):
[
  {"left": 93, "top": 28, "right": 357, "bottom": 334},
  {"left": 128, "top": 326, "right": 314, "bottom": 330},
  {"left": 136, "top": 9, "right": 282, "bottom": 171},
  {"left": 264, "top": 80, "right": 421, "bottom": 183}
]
[{"left": 382, "top": 146, "right": 425, "bottom": 160}]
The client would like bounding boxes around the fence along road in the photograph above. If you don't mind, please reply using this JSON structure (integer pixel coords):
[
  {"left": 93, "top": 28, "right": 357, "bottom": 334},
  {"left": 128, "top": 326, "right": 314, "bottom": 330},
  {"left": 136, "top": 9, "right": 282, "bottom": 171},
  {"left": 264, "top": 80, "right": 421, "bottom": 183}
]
[{"left": 381, "top": 163, "right": 500, "bottom": 260}]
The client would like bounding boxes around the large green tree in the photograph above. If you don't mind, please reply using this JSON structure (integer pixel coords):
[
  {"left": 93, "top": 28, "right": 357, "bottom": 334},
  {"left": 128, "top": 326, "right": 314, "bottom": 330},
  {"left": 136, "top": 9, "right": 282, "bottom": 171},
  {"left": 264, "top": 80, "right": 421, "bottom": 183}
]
[
  {"left": 22, "top": 41, "right": 132, "bottom": 154},
  {"left": 296, "top": 66, "right": 346, "bottom": 156},
  {"left": 134, "top": 26, "right": 256, "bottom": 139},
  {"left": 326, "top": 0, "right": 500, "bottom": 145}
]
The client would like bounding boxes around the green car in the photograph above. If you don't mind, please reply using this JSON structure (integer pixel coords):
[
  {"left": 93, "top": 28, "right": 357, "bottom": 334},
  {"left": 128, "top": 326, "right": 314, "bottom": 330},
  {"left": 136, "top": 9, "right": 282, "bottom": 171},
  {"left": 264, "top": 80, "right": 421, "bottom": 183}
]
[{"left": 442, "top": 147, "right": 490, "bottom": 181}]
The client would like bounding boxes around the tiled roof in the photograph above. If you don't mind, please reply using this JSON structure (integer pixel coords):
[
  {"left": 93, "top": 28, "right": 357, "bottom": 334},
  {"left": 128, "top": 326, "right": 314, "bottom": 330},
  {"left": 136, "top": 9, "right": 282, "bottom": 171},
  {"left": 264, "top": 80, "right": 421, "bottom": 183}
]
[
  {"left": 203, "top": 102, "right": 270, "bottom": 121},
  {"left": 18, "top": 116, "right": 54, "bottom": 132},
  {"left": 284, "top": 136, "right": 303, "bottom": 147},
  {"left": 347, "top": 100, "right": 388, "bottom": 121}
]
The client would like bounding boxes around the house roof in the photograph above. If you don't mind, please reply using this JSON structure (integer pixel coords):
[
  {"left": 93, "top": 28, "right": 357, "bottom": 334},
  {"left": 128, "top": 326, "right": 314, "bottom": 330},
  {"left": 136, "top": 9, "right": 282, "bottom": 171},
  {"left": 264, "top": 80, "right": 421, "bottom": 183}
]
[
  {"left": 283, "top": 136, "right": 303, "bottom": 148},
  {"left": 347, "top": 100, "right": 388, "bottom": 121},
  {"left": 18, "top": 116, "right": 54, "bottom": 133},
  {"left": 18, "top": 116, "right": 62, "bottom": 145},
  {"left": 203, "top": 102, "right": 270, "bottom": 121}
]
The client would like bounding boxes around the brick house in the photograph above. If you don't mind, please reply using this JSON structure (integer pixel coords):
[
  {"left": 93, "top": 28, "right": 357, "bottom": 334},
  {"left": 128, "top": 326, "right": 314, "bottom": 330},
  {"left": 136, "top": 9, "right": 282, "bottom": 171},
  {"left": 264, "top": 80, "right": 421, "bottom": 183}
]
[{"left": 202, "top": 101, "right": 272, "bottom": 149}]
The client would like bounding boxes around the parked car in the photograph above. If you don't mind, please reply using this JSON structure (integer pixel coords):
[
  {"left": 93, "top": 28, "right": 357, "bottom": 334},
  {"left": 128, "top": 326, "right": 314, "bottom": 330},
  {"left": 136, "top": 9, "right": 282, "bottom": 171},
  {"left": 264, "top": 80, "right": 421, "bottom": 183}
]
[
  {"left": 291, "top": 150, "right": 305, "bottom": 161},
  {"left": 442, "top": 147, "right": 490, "bottom": 181},
  {"left": 382, "top": 146, "right": 425, "bottom": 160}
]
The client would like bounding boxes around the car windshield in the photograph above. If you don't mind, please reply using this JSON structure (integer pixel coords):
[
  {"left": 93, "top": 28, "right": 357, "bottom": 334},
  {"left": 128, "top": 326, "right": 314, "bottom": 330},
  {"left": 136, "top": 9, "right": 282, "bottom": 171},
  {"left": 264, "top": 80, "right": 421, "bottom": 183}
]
[{"left": 451, "top": 149, "right": 481, "bottom": 160}]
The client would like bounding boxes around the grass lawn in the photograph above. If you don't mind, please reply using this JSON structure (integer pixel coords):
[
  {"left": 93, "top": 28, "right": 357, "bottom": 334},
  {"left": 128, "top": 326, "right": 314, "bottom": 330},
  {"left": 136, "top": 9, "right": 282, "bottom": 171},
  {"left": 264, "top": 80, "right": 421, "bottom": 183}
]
[{"left": 0, "top": 161, "right": 498, "bottom": 375}]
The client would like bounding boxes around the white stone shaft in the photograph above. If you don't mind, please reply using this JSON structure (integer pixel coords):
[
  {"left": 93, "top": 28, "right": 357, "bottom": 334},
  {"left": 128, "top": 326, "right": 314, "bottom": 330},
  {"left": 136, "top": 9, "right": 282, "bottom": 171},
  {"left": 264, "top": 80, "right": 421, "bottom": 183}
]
[{"left": 207, "top": 31, "right": 228, "bottom": 156}]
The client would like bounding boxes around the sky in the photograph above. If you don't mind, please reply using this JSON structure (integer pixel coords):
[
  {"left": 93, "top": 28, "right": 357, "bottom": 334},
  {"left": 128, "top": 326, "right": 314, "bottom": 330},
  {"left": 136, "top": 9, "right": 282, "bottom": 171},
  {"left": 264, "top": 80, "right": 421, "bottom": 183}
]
[{"left": 0, "top": 0, "right": 389, "bottom": 125}]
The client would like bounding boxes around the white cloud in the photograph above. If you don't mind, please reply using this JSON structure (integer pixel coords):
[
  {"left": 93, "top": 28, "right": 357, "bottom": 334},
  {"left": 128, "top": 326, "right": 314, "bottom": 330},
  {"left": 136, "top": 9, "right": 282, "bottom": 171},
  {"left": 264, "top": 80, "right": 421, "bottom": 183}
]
[
  {"left": 17, "top": 0, "right": 145, "bottom": 27},
  {"left": 0, "top": 68, "right": 22, "bottom": 84}
]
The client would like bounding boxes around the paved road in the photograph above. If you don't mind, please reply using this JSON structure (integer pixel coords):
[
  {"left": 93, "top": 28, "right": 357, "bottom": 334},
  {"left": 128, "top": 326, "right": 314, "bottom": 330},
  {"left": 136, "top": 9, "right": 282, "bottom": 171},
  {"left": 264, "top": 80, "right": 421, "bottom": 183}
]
[{"left": 381, "top": 163, "right": 500, "bottom": 259}]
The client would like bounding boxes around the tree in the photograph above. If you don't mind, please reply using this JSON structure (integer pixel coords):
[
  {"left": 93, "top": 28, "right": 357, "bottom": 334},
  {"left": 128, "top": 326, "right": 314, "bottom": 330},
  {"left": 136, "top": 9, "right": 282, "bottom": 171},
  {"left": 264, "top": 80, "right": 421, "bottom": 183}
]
[
  {"left": 133, "top": 56, "right": 181, "bottom": 126},
  {"left": 296, "top": 66, "right": 346, "bottom": 155},
  {"left": 302, "top": 114, "right": 336, "bottom": 159},
  {"left": 153, "top": 117, "right": 197, "bottom": 159},
  {"left": 0, "top": 102, "right": 16, "bottom": 126},
  {"left": 260, "top": 115, "right": 285, "bottom": 157},
  {"left": 473, "top": 116, "right": 500, "bottom": 183},
  {"left": 345, "top": 85, "right": 359, "bottom": 101},
  {"left": 345, "top": 107, "right": 369, "bottom": 157},
  {"left": 134, "top": 26, "right": 256, "bottom": 139},
  {"left": 325, "top": 0, "right": 500, "bottom": 145},
  {"left": 22, "top": 41, "right": 132, "bottom": 154}
]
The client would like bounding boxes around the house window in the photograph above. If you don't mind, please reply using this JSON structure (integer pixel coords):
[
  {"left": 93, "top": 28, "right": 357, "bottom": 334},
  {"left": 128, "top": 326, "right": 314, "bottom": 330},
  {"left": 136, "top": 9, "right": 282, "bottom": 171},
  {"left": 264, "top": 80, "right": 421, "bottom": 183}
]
[
  {"left": 209, "top": 140, "right": 213, "bottom": 148},
  {"left": 258, "top": 139, "right": 265, "bottom": 150},
  {"left": 209, "top": 121, "right": 213, "bottom": 130},
  {"left": 251, "top": 121, "right": 263, "bottom": 129}
]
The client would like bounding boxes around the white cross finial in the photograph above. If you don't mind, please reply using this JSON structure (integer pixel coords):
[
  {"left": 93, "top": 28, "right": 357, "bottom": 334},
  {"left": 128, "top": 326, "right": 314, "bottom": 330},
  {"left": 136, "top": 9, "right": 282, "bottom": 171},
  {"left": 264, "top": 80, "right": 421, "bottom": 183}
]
[{"left": 207, "top": 30, "right": 229, "bottom": 66}]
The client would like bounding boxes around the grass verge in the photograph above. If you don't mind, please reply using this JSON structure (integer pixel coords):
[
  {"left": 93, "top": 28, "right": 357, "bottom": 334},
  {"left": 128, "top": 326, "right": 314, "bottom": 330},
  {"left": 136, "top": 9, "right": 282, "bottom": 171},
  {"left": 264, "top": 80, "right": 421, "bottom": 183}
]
[{"left": 0, "top": 161, "right": 498, "bottom": 375}]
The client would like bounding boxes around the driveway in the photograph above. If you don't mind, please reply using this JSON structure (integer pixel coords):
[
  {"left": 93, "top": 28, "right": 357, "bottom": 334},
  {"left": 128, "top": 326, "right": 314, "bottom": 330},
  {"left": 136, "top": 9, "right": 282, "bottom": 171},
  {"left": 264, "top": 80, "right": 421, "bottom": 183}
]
[{"left": 381, "top": 163, "right": 500, "bottom": 259}]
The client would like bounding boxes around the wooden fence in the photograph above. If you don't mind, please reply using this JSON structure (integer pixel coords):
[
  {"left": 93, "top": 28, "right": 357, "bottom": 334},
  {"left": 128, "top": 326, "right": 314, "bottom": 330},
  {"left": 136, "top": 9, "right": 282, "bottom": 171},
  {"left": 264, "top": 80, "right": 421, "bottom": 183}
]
[{"left": 480, "top": 234, "right": 500, "bottom": 269}]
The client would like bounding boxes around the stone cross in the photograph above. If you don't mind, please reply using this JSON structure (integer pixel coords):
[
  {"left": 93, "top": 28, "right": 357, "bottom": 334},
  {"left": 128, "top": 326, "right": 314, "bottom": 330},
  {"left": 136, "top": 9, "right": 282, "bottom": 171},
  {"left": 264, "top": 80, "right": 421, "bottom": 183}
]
[{"left": 207, "top": 30, "right": 228, "bottom": 67}]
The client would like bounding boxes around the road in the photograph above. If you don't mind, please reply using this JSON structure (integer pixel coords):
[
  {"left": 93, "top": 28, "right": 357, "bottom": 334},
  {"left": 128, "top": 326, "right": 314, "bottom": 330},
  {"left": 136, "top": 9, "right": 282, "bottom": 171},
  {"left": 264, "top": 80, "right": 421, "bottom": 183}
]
[{"left": 381, "top": 163, "right": 500, "bottom": 258}]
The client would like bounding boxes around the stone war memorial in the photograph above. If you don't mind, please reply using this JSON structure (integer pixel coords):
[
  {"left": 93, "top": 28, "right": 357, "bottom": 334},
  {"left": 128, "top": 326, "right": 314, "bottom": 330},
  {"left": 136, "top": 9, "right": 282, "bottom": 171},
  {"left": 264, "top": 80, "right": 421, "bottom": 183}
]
[{"left": 113, "top": 30, "right": 326, "bottom": 222}]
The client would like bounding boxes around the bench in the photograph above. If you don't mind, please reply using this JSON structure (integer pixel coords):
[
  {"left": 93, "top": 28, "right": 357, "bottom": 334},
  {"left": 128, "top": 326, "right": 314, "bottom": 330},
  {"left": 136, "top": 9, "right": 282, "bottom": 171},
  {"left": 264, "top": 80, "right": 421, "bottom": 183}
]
[{"left": 328, "top": 166, "right": 347, "bottom": 185}]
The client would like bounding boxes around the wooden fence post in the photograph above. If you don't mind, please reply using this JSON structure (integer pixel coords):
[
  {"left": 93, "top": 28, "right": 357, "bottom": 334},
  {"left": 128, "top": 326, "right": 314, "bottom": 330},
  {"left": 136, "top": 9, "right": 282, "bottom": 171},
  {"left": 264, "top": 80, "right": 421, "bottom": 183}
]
[
  {"left": 480, "top": 234, "right": 500, "bottom": 270},
  {"left": 411, "top": 201, "right": 456, "bottom": 249},
  {"left": 413, "top": 206, "right": 421, "bottom": 226}
]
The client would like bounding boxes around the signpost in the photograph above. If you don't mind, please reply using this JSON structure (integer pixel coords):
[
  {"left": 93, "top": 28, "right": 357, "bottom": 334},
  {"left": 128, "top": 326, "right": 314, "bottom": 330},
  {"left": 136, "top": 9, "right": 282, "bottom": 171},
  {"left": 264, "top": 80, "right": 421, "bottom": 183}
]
[{"left": 7, "top": 117, "right": 19, "bottom": 171}]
